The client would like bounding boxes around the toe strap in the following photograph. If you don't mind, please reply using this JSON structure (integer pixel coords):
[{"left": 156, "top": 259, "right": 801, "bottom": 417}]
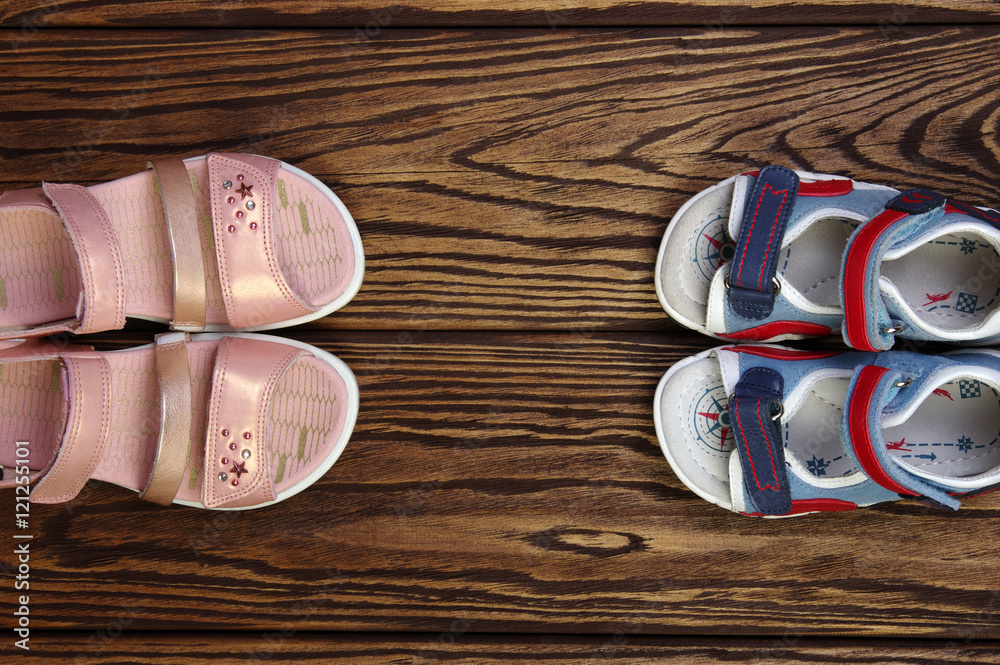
[
  {"left": 728, "top": 366, "right": 792, "bottom": 516},
  {"left": 202, "top": 335, "right": 306, "bottom": 509},
  {"left": 728, "top": 165, "right": 800, "bottom": 320},
  {"left": 207, "top": 153, "right": 314, "bottom": 329}
]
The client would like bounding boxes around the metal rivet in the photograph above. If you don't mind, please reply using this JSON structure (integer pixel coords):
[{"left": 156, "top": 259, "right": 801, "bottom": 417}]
[
  {"left": 222, "top": 429, "right": 229, "bottom": 437},
  {"left": 242, "top": 449, "right": 251, "bottom": 459},
  {"left": 227, "top": 196, "right": 235, "bottom": 204},
  {"left": 218, "top": 472, "right": 228, "bottom": 481},
  {"left": 249, "top": 222, "right": 257, "bottom": 230},
  {"left": 229, "top": 442, "right": 237, "bottom": 450},
  {"left": 237, "top": 174, "right": 244, "bottom": 181},
  {"left": 221, "top": 457, "right": 229, "bottom": 465},
  {"left": 893, "top": 377, "right": 914, "bottom": 388},
  {"left": 228, "top": 225, "right": 236, "bottom": 233},
  {"left": 246, "top": 200, "right": 255, "bottom": 210},
  {"left": 231, "top": 479, "right": 239, "bottom": 486},
  {"left": 223, "top": 181, "right": 232, "bottom": 189},
  {"left": 236, "top": 211, "right": 244, "bottom": 219}
]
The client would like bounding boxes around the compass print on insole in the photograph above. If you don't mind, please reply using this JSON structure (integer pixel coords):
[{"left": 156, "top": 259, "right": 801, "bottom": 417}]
[
  {"left": 692, "top": 378, "right": 735, "bottom": 453},
  {"left": 691, "top": 212, "right": 735, "bottom": 283}
]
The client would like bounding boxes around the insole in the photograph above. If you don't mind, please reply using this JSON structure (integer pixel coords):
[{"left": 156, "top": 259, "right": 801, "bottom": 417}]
[
  {"left": 0, "top": 360, "right": 66, "bottom": 477},
  {"left": 0, "top": 340, "right": 349, "bottom": 503},
  {"left": 0, "top": 160, "right": 352, "bottom": 330},
  {"left": 780, "top": 218, "right": 858, "bottom": 308},
  {"left": 784, "top": 377, "right": 856, "bottom": 478},
  {"left": 882, "top": 233, "right": 1000, "bottom": 331},
  {"left": 884, "top": 377, "right": 1000, "bottom": 478}
]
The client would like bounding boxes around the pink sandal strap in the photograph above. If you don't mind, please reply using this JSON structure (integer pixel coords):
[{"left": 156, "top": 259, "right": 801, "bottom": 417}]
[
  {"left": 202, "top": 336, "right": 305, "bottom": 509},
  {"left": 207, "top": 153, "right": 314, "bottom": 329},
  {"left": 138, "top": 333, "right": 195, "bottom": 506},
  {"left": 30, "top": 352, "right": 112, "bottom": 503},
  {"left": 148, "top": 158, "right": 208, "bottom": 332},
  {"left": 41, "top": 182, "right": 127, "bottom": 335}
]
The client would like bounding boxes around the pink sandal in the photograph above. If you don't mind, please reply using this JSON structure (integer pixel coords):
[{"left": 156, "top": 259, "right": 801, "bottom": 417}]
[
  {"left": 1, "top": 332, "right": 358, "bottom": 509},
  {"left": 0, "top": 153, "right": 364, "bottom": 337}
]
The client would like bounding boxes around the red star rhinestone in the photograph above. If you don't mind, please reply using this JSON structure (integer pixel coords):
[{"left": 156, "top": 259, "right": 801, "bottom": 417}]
[
  {"left": 236, "top": 182, "right": 253, "bottom": 200},
  {"left": 229, "top": 461, "right": 248, "bottom": 479}
]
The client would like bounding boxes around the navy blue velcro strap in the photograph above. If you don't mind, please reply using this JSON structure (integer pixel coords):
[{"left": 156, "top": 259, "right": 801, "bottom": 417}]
[
  {"left": 729, "top": 367, "right": 792, "bottom": 516},
  {"left": 947, "top": 199, "right": 1000, "bottom": 228},
  {"left": 886, "top": 188, "right": 945, "bottom": 214},
  {"left": 729, "top": 165, "right": 799, "bottom": 320}
]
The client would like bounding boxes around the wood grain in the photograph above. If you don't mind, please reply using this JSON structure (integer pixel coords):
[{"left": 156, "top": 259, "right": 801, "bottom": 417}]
[
  {"left": 2, "top": 0, "right": 1000, "bottom": 29},
  {"left": 15, "top": 633, "right": 1000, "bottom": 664},
  {"left": 2, "top": 27, "right": 999, "bottom": 330},
  {"left": 3, "top": 331, "right": 999, "bottom": 637}
]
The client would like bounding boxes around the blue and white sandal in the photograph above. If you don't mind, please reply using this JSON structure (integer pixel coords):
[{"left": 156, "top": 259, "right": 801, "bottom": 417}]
[
  {"left": 654, "top": 344, "right": 1000, "bottom": 516},
  {"left": 655, "top": 165, "right": 1000, "bottom": 348}
]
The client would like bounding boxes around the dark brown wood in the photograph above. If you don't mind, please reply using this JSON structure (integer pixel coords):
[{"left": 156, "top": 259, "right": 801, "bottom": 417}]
[
  {"left": 2, "top": 28, "right": 1000, "bottom": 331},
  {"left": 3, "top": 331, "right": 999, "bottom": 637},
  {"left": 14, "top": 633, "right": 1000, "bottom": 663},
  {"left": 2, "top": 0, "right": 1000, "bottom": 29}
]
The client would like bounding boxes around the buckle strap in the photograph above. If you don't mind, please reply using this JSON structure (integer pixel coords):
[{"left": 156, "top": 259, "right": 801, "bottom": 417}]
[
  {"left": 844, "top": 365, "right": 960, "bottom": 509},
  {"left": 148, "top": 158, "right": 207, "bottom": 331},
  {"left": 728, "top": 165, "right": 800, "bottom": 320},
  {"left": 840, "top": 188, "right": 998, "bottom": 351},
  {"left": 138, "top": 333, "right": 194, "bottom": 506},
  {"left": 41, "top": 182, "right": 126, "bottom": 335},
  {"left": 729, "top": 367, "right": 792, "bottom": 516},
  {"left": 31, "top": 353, "right": 112, "bottom": 503}
]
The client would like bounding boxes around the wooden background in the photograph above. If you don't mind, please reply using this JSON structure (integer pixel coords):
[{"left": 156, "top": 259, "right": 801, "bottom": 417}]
[{"left": 1, "top": 1, "right": 999, "bottom": 662}]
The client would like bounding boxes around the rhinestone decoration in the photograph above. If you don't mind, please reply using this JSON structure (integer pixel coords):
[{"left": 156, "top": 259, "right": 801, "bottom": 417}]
[
  {"left": 242, "top": 449, "right": 251, "bottom": 459},
  {"left": 231, "top": 479, "right": 239, "bottom": 487},
  {"left": 223, "top": 181, "right": 232, "bottom": 189},
  {"left": 218, "top": 472, "right": 228, "bottom": 481},
  {"left": 243, "top": 432, "right": 252, "bottom": 439},
  {"left": 228, "top": 225, "right": 236, "bottom": 233},
  {"left": 221, "top": 457, "right": 229, "bottom": 465},
  {"left": 236, "top": 182, "right": 253, "bottom": 200},
  {"left": 222, "top": 429, "right": 229, "bottom": 437},
  {"left": 249, "top": 222, "right": 257, "bottom": 230},
  {"left": 230, "top": 461, "right": 248, "bottom": 479},
  {"left": 246, "top": 200, "right": 256, "bottom": 210},
  {"left": 229, "top": 442, "right": 237, "bottom": 451},
  {"left": 227, "top": 196, "right": 235, "bottom": 204},
  {"left": 236, "top": 211, "right": 244, "bottom": 219},
  {"left": 237, "top": 174, "right": 244, "bottom": 180}
]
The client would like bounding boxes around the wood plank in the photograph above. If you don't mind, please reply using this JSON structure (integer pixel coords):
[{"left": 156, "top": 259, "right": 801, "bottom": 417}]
[
  {"left": 4, "top": 331, "right": 999, "bottom": 636},
  {"left": 14, "top": 633, "right": 1000, "bottom": 664},
  {"left": 2, "top": 27, "right": 999, "bottom": 330},
  {"left": 2, "top": 0, "right": 1000, "bottom": 29}
]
